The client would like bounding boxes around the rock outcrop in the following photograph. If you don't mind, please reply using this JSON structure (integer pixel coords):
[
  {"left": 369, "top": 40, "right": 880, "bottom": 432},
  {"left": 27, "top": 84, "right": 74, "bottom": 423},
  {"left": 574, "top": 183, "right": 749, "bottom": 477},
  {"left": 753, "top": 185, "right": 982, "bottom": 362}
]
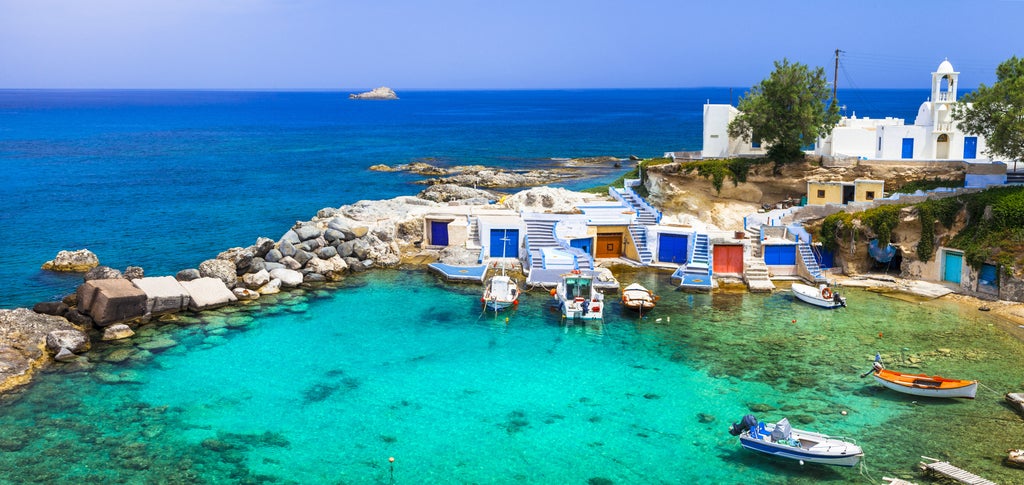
[
  {"left": 349, "top": 87, "right": 398, "bottom": 100},
  {"left": 41, "top": 249, "right": 99, "bottom": 272},
  {"left": 0, "top": 308, "right": 85, "bottom": 392}
]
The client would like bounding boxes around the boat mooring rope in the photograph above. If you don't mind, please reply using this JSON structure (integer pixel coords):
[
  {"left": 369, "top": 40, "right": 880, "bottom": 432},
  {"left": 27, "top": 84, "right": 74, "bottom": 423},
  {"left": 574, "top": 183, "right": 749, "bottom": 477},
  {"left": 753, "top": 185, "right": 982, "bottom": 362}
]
[
  {"left": 977, "top": 381, "right": 1003, "bottom": 398},
  {"left": 858, "top": 457, "right": 881, "bottom": 484}
]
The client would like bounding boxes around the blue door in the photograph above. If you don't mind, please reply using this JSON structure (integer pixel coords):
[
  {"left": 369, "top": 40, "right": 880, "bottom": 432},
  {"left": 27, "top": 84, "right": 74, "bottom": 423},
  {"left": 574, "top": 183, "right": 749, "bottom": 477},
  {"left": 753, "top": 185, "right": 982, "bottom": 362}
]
[
  {"left": 658, "top": 233, "right": 688, "bottom": 264},
  {"left": 943, "top": 251, "right": 962, "bottom": 284},
  {"left": 979, "top": 263, "right": 997, "bottom": 287},
  {"left": 901, "top": 138, "right": 914, "bottom": 159},
  {"left": 570, "top": 238, "right": 592, "bottom": 256},
  {"left": 964, "top": 136, "right": 978, "bottom": 159},
  {"left": 489, "top": 229, "right": 519, "bottom": 258},
  {"left": 430, "top": 221, "right": 449, "bottom": 246},
  {"left": 763, "top": 245, "right": 796, "bottom": 265}
]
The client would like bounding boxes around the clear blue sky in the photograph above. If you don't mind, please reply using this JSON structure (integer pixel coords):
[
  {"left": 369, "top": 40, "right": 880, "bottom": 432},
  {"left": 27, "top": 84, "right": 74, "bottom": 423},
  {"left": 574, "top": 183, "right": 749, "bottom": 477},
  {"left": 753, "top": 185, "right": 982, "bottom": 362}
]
[{"left": 1, "top": 0, "right": 1020, "bottom": 90}]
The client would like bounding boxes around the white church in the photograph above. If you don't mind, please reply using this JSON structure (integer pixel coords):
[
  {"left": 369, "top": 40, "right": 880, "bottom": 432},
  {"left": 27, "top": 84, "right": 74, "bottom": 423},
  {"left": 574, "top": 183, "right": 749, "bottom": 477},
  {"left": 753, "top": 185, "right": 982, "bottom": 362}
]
[{"left": 701, "top": 59, "right": 991, "bottom": 163}]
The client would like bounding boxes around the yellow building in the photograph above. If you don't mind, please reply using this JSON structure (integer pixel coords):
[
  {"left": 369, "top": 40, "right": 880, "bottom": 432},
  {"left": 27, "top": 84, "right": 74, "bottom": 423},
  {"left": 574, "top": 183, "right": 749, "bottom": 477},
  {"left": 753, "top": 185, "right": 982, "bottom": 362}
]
[{"left": 806, "top": 179, "right": 884, "bottom": 206}]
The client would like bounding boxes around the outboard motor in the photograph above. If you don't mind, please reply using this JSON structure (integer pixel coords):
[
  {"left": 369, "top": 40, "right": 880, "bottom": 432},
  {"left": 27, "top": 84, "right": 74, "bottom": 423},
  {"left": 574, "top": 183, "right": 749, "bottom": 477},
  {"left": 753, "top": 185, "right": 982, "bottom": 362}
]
[{"left": 728, "top": 414, "right": 758, "bottom": 436}]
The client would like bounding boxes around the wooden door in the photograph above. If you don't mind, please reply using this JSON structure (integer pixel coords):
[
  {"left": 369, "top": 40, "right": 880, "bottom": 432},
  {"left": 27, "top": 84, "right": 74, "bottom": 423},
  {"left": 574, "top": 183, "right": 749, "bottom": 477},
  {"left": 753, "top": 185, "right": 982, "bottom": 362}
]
[{"left": 595, "top": 233, "right": 621, "bottom": 258}]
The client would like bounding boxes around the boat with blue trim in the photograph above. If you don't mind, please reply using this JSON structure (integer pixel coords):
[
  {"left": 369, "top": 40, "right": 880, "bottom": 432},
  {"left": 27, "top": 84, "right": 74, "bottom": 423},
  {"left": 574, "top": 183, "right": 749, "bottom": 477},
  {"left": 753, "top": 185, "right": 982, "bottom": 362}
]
[{"left": 728, "top": 414, "right": 863, "bottom": 467}]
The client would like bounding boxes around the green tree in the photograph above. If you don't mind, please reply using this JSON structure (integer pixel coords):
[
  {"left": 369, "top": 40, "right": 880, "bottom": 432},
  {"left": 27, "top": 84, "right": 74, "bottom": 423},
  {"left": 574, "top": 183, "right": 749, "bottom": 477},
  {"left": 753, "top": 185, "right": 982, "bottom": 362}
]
[
  {"left": 728, "top": 59, "right": 840, "bottom": 166},
  {"left": 954, "top": 56, "right": 1024, "bottom": 163}
]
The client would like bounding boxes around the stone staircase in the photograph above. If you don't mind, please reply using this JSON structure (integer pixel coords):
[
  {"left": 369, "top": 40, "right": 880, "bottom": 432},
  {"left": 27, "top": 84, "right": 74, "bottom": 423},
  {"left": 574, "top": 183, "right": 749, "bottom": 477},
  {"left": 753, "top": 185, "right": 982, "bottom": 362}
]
[
  {"left": 523, "top": 217, "right": 592, "bottom": 273},
  {"left": 743, "top": 259, "right": 775, "bottom": 292},
  {"left": 672, "top": 233, "right": 713, "bottom": 290},
  {"left": 467, "top": 217, "right": 481, "bottom": 250},
  {"left": 628, "top": 225, "right": 654, "bottom": 265},
  {"left": 798, "top": 243, "right": 828, "bottom": 283}
]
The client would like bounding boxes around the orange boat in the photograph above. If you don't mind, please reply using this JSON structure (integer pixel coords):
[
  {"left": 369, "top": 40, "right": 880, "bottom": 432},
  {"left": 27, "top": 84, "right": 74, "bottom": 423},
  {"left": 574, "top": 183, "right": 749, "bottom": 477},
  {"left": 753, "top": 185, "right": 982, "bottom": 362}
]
[{"left": 870, "top": 363, "right": 977, "bottom": 399}]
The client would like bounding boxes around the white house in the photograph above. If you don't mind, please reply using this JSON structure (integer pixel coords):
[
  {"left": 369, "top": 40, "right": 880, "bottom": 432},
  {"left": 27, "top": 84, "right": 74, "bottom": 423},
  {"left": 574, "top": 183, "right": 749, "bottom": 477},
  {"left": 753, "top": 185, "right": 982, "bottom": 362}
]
[{"left": 701, "top": 59, "right": 991, "bottom": 163}]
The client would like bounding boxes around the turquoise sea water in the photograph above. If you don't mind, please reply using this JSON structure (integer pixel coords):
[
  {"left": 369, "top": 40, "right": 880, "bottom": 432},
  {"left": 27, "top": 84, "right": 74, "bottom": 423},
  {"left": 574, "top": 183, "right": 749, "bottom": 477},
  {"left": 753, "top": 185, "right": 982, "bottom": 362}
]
[
  {"left": 4, "top": 89, "right": 1020, "bottom": 484},
  {"left": 2, "top": 270, "right": 1022, "bottom": 484}
]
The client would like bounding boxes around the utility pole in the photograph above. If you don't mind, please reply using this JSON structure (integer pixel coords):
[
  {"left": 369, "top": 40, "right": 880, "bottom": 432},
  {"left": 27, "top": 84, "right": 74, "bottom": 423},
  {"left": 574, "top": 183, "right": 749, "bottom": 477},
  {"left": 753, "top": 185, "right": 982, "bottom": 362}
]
[{"left": 833, "top": 49, "right": 842, "bottom": 103}]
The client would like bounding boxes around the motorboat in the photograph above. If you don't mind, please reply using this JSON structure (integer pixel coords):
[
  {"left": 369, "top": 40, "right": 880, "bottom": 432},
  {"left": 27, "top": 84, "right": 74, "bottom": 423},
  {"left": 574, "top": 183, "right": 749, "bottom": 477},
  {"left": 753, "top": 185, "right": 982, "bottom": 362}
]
[
  {"left": 791, "top": 282, "right": 846, "bottom": 309},
  {"left": 865, "top": 356, "right": 977, "bottom": 399},
  {"left": 621, "top": 283, "right": 658, "bottom": 314},
  {"left": 552, "top": 270, "right": 604, "bottom": 320},
  {"left": 728, "top": 414, "right": 863, "bottom": 467}
]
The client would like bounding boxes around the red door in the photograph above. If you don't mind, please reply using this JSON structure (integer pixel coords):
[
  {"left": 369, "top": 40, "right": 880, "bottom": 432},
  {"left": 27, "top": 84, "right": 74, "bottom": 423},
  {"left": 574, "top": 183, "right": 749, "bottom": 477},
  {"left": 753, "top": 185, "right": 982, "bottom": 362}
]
[{"left": 713, "top": 245, "right": 744, "bottom": 273}]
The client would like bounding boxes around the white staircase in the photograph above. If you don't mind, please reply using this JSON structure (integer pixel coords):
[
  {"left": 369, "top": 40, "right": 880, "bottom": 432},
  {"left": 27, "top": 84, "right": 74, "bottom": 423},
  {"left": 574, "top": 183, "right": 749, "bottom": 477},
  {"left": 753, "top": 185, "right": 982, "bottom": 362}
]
[{"left": 798, "top": 243, "right": 828, "bottom": 283}]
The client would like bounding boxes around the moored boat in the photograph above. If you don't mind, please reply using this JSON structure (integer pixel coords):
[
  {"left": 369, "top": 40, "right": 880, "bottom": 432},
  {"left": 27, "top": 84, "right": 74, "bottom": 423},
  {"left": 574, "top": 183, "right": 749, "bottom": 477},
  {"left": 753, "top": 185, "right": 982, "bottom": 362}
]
[
  {"left": 728, "top": 414, "right": 864, "bottom": 467},
  {"left": 1007, "top": 449, "right": 1024, "bottom": 469},
  {"left": 1005, "top": 392, "right": 1024, "bottom": 416},
  {"left": 865, "top": 357, "right": 977, "bottom": 399},
  {"left": 791, "top": 282, "right": 846, "bottom": 309},
  {"left": 482, "top": 274, "right": 519, "bottom": 312},
  {"left": 552, "top": 270, "right": 604, "bottom": 320},
  {"left": 621, "top": 283, "right": 658, "bottom": 313}
]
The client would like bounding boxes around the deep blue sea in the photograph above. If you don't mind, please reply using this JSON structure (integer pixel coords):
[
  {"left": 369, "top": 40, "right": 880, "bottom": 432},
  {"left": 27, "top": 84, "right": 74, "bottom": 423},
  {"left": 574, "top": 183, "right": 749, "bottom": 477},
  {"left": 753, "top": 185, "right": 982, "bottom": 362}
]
[
  {"left": 5, "top": 89, "right": 1021, "bottom": 485},
  {"left": 1, "top": 88, "right": 925, "bottom": 308}
]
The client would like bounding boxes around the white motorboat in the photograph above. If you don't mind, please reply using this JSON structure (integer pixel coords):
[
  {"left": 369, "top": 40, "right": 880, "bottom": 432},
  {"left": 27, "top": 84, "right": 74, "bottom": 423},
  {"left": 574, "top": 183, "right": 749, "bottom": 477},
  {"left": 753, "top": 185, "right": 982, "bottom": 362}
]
[
  {"left": 552, "top": 270, "right": 604, "bottom": 320},
  {"left": 729, "top": 415, "right": 863, "bottom": 467},
  {"left": 791, "top": 282, "right": 846, "bottom": 309}
]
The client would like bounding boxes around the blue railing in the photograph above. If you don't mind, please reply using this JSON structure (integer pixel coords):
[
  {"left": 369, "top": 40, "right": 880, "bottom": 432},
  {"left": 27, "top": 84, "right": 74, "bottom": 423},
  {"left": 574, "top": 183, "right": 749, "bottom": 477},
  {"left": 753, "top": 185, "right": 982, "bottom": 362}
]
[{"left": 552, "top": 220, "right": 594, "bottom": 270}]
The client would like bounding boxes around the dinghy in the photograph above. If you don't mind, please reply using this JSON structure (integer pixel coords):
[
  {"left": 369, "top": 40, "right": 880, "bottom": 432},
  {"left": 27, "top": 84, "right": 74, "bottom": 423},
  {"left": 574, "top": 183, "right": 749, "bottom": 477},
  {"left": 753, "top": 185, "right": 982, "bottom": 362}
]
[
  {"left": 865, "top": 356, "right": 977, "bottom": 399},
  {"left": 728, "top": 414, "right": 863, "bottom": 467},
  {"left": 621, "top": 283, "right": 658, "bottom": 313}
]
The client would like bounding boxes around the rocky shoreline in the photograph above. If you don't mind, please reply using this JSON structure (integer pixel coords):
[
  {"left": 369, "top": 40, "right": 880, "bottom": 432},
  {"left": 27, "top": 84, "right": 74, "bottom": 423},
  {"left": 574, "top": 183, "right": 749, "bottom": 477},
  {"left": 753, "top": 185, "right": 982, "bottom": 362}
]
[
  {"left": 5, "top": 159, "right": 1024, "bottom": 396},
  {"left": 0, "top": 185, "right": 606, "bottom": 395}
]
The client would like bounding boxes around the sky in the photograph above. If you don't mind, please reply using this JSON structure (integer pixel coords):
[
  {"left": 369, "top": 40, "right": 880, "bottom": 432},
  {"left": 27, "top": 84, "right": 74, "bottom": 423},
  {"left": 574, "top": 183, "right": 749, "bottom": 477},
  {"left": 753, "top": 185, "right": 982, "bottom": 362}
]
[{"left": 0, "top": 0, "right": 1021, "bottom": 90}]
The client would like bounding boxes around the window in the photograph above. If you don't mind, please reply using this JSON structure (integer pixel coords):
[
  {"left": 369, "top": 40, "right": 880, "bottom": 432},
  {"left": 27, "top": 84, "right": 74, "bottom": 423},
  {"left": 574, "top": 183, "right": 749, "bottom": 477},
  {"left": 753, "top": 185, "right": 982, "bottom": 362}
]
[
  {"left": 816, "top": 189, "right": 825, "bottom": 198},
  {"left": 865, "top": 191, "right": 875, "bottom": 200},
  {"left": 878, "top": 137, "right": 882, "bottom": 151}
]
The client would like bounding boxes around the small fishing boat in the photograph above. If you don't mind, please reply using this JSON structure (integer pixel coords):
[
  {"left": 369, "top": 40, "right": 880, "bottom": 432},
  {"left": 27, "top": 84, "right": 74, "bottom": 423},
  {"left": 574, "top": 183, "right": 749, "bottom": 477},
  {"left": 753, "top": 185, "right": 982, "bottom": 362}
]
[
  {"left": 621, "top": 283, "right": 658, "bottom": 313},
  {"left": 481, "top": 235, "right": 520, "bottom": 313},
  {"left": 791, "top": 282, "right": 846, "bottom": 309},
  {"left": 728, "top": 414, "right": 864, "bottom": 467},
  {"left": 1007, "top": 449, "right": 1024, "bottom": 469},
  {"left": 552, "top": 270, "right": 604, "bottom": 320},
  {"left": 482, "top": 273, "right": 519, "bottom": 312},
  {"left": 865, "top": 357, "right": 977, "bottom": 399},
  {"left": 1005, "top": 392, "right": 1024, "bottom": 416}
]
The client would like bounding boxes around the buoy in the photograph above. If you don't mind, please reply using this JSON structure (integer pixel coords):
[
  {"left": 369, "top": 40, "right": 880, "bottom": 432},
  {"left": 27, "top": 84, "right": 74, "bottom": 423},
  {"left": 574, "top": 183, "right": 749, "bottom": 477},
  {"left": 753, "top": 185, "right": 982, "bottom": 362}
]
[
  {"left": 878, "top": 332, "right": 883, "bottom": 338},
  {"left": 389, "top": 457, "right": 395, "bottom": 463},
  {"left": 513, "top": 300, "right": 519, "bottom": 306},
  {"left": 549, "top": 288, "right": 557, "bottom": 297},
  {"left": 841, "top": 410, "right": 848, "bottom": 416},
  {"left": 792, "top": 319, "right": 797, "bottom": 324},
  {"left": 504, "top": 317, "right": 509, "bottom": 323}
]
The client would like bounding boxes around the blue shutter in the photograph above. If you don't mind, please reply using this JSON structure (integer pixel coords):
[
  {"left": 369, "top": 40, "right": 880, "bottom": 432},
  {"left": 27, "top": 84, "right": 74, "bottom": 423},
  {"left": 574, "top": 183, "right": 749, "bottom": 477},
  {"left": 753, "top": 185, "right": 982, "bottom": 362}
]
[
  {"left": 658, "top": 234, "right": 688, "bottom": 264},
  {"left": 431, "top": 221, "right": 449, "bottom": 246},
  {"left": 764, "top": 245, "right": 797, "bottom": 265},
  {"left": 489, "top": 229, "right": 519, "bottom": 258}
]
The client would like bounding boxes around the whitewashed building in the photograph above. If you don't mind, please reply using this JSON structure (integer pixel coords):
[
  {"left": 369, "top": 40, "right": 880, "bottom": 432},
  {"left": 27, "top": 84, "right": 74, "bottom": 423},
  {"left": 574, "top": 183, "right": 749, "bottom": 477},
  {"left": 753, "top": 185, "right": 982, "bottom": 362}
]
[
  {"left": 701, "top": 59, "right": 991, "bottom": 163},
  {"left": 816, "top": 59, "right": 989, "bottom": 162}
]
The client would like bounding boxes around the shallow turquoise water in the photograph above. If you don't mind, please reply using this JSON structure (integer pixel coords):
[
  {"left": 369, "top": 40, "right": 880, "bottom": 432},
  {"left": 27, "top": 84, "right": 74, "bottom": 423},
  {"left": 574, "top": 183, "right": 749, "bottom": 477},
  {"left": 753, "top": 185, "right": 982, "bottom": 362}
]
[{"left": 2, "top": 270, "right": 1023, "bottom": 484}]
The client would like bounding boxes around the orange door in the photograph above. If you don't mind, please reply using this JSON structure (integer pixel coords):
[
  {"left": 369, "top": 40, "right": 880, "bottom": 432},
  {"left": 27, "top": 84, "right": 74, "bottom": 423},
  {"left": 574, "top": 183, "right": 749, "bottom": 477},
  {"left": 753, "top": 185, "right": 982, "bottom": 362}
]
[
  {"left": 596, "top": 234, "right": 622, "bottom": 258},
  {"left": 713, "top": 245, "right": 744, "bottom": 273}
]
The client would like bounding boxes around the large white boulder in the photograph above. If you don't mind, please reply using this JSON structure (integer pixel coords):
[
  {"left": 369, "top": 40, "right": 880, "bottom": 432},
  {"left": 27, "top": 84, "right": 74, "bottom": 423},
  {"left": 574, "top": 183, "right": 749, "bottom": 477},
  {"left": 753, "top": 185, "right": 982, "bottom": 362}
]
[
  {"left": 269, "top": 268, "right": 303, "bottom": 288},
  {"left": 179, "top": 277, "right": 238, "bottom": 311},
  {"left": 132, "top": 276, "right": 190, "bottom": 316}
]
